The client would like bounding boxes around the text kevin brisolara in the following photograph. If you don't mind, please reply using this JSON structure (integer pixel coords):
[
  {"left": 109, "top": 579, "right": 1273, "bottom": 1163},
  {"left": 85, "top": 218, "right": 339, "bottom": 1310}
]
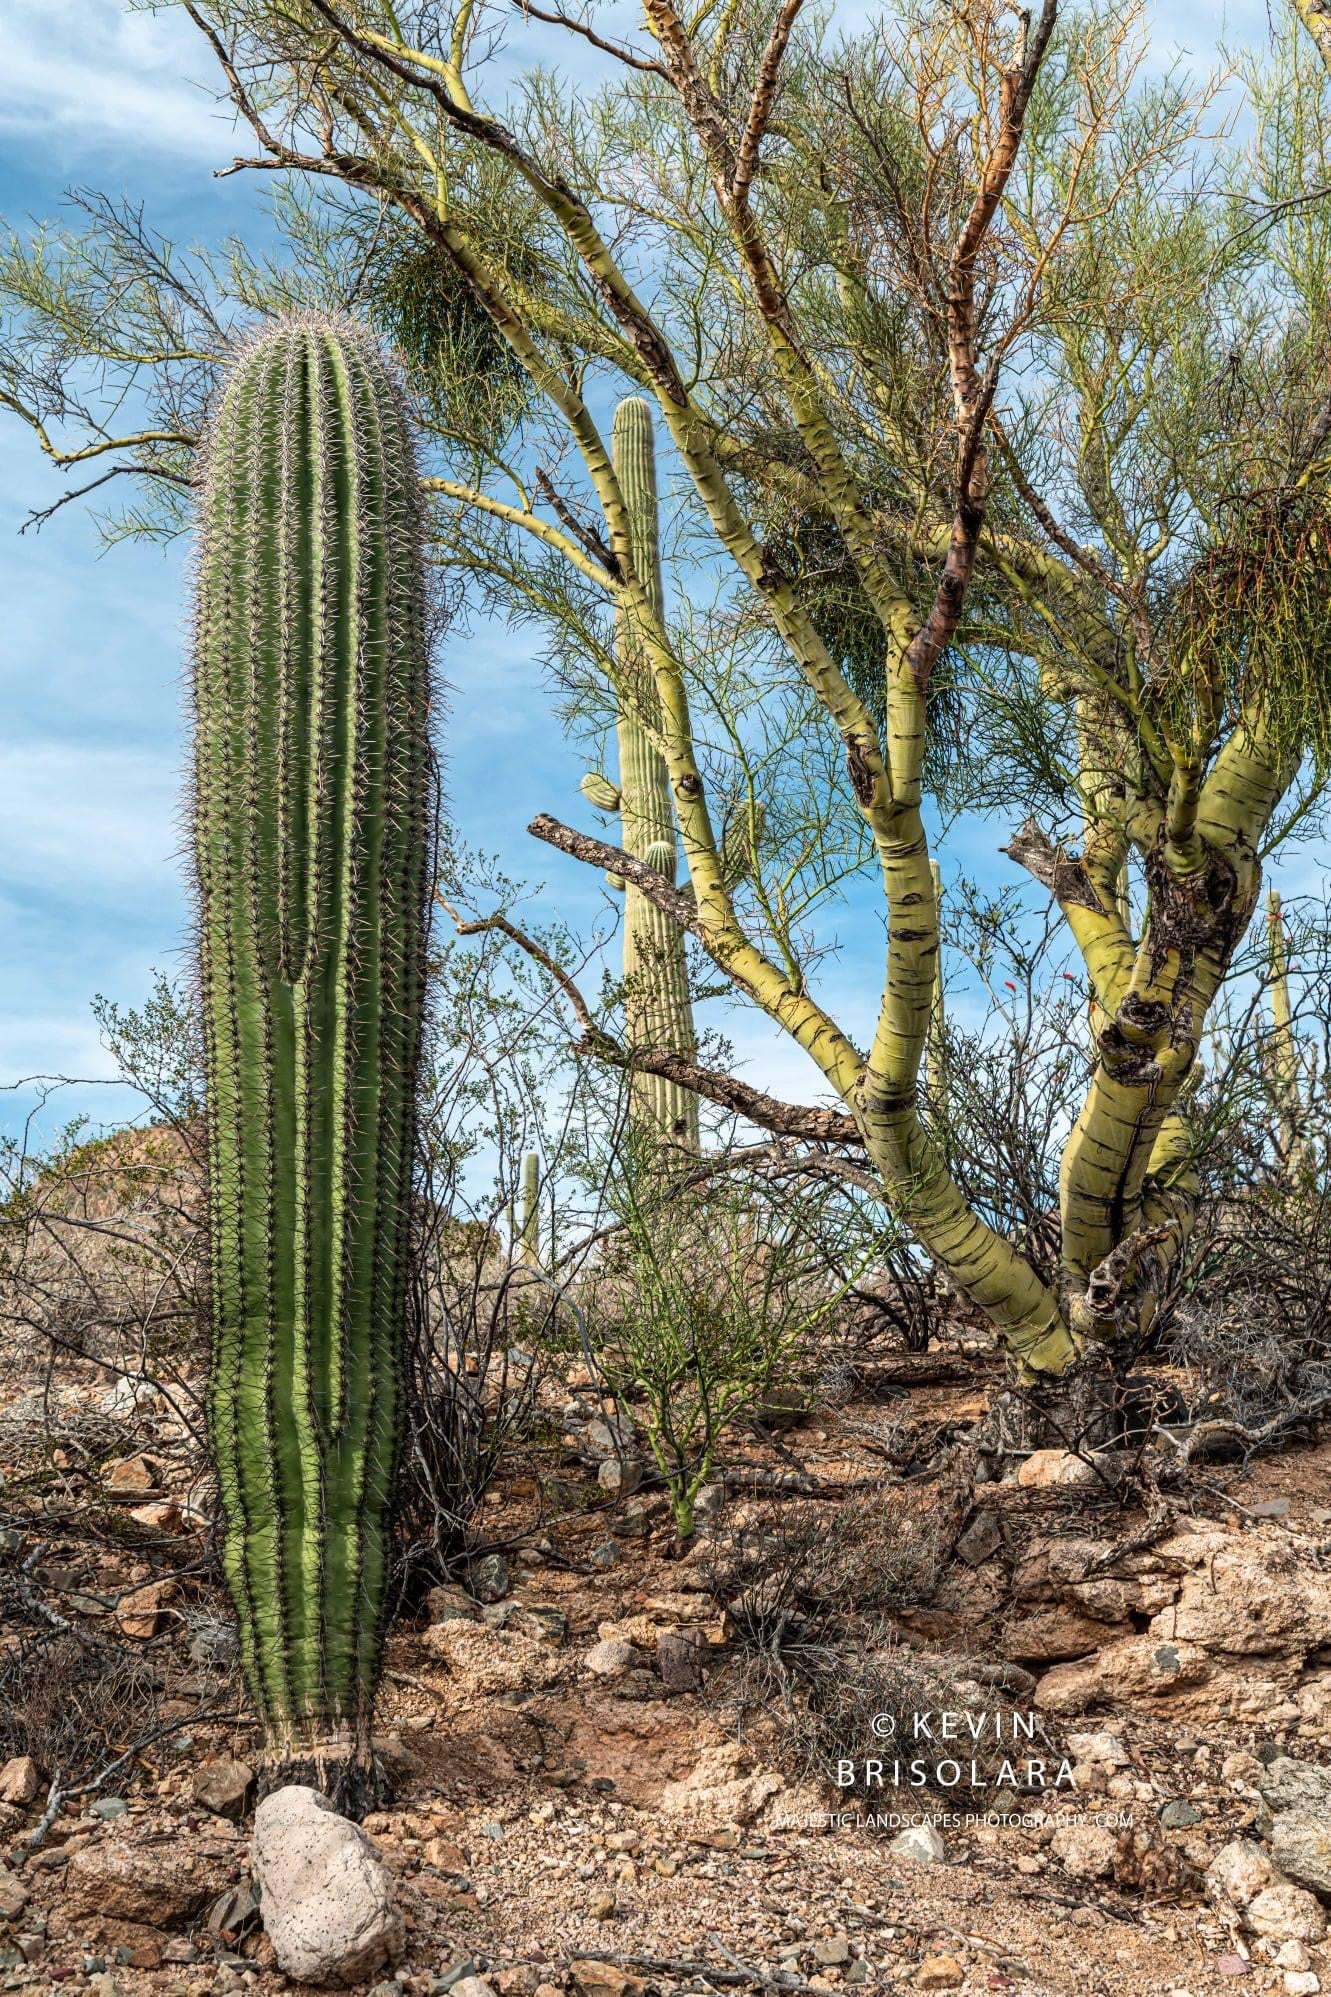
[{"left": 833, "top": 1708, "right": 1075, "bottom": 1791}]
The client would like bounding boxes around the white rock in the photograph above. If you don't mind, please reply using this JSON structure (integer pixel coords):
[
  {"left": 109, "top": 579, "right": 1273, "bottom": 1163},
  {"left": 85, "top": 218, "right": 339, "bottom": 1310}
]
[
  {"left": 251, "top": 1785, "right": 404, "bottom": 1986},
  {"left": 1017, "top": 1449, "right": 1098, "bottom": 1489},
  {"left": 0, "top": 1757, "right": 41, "bottom": 1806},
  {"left": 1246, "top": 1883, "right": 1328, "bottom": 1944},
  {"left": 1066, "top": 1731, "right": 1129, "bottom": 1768},
  {"left": 1285, "top": 1975, "right": 1320, "bottom": 1997},
  {"left": 1207, "top": 1838, "right": 1276, "bottom": 1910},
  {"left": 1277, "top": 1944, "right": 1313, "bottom": 1971},
  {"left": 1050, "top": 1822, "right": 1117, "bottom": 1881},
  {"left": 583, "top": 1639, "right": 641, "bottom": 1679},
  {"left": 889, "top": 1823, "right": 946, "bottom": 1864},
  {"left": 450, "top": 1981, "right": 497, "bottom": 1997},
  {"left": 424, "top": 1619, "right": 563, "bottom": 1695},
  {"left": 100, "top": 1376, "right": 158, "bottom": 1414}
]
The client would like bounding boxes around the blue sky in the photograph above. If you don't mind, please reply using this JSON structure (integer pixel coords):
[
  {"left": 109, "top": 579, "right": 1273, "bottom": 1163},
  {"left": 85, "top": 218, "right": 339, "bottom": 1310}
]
[{"left": 0, "top": 0, "right": 1288, "bottom": 1142}]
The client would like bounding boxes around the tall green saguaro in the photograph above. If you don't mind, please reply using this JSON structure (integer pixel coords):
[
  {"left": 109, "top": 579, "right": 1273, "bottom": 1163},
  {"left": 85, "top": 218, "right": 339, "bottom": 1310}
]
[
  {"left": 583, "top": 398, "right": 699, "bottom": 1150},
  {"left": 193, "top": 314, "right": 432, "bottom": 1758}
]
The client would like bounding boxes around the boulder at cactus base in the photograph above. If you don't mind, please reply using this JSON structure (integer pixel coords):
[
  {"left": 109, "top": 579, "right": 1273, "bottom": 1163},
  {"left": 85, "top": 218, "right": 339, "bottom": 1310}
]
[{"left": 251, "top": 1785, "right": 404, "bottom": 1985}]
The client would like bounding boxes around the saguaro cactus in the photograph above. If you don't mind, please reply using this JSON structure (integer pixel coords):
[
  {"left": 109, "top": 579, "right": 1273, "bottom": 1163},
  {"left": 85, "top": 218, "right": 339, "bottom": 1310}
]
[
  {"left": 193, "top": 315, "right": 431, "bottom": 1753},
  {"left": 518, "top": 1150, "right": 541, "bottom": 1268},
  {"left": 1266, "top": 889, "right": 1307, "bottom": 1172},
  {"left": 581, "top": 398, "right": 698, "bottom": 1149}
]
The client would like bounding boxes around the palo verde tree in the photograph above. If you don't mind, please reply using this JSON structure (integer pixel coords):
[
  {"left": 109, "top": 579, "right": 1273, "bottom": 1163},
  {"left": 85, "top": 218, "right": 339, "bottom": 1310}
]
[
  {"left": 5, "top": 0, "right": 1331, "bottom": 1393},
  {"left": 194, "top": 313, "right": 432, "bottom": 1764}
]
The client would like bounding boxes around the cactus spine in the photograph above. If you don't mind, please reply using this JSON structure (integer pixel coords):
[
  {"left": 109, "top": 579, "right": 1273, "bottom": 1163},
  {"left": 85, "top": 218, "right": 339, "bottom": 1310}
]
[
  {"left": 610, "top": 397, "right": 699, "bottom": 1150},
  {"left": 193, "top": 315, "right": 431, "bottom": 1749}
]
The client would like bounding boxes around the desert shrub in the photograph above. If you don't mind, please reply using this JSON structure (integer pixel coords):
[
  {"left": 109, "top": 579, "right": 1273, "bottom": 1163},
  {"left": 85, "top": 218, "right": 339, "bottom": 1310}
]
[
  {"left": 0, "top": 1629, "right": 161, "bottom": 1780},
  {"left": 587, "top": 1140, "right": 892, "bottom": 1539}
]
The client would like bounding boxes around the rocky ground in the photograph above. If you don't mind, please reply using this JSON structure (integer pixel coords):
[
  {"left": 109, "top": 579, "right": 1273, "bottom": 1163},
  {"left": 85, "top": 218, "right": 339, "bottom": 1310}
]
[{"left": 5, "top": 1329, "right": 1331, "bottom": 1997}]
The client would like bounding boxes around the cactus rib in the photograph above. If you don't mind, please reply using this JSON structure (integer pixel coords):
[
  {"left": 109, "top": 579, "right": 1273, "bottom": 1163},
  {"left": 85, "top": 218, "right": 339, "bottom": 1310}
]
[
  {"left": 193, "top": 314, "right": 431, "bottom": 1746},
  {"left": 611, "top": 398, "right": 699, "bottom": 1151}
]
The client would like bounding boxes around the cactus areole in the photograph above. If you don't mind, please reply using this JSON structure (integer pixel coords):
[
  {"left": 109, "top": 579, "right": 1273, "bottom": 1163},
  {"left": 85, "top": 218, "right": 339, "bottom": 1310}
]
[{"left": 192, "top": 315, "right": 432, "bottom": 1753}]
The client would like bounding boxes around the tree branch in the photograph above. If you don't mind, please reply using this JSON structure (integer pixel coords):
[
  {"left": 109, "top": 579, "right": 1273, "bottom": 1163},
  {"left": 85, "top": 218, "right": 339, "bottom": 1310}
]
[
  {"left": 573, "top": 1036, "right": 862, "bottom": 1146},
  {"left": 528, "top": 812, "right": 702, "bottom": 936},
  {"left": 435, "top": 888, "right": 862, "bottom": 1147},
  {"left": 904, "top": 0, "right": 1060, "bottom": 691}
]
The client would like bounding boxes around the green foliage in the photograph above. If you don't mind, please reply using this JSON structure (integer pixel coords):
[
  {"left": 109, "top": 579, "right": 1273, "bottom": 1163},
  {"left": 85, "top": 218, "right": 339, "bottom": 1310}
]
[
  {"left": 592, "top": 1142, "right": 887, "bottom": 1539},
  {"left": 364, "top": 213, "right": 534, "bottom": 453},
  {"left": 193, "top": 312, "right": 432, "bottom": 1745},
  {"left": 1166, "top": 479, "right": 1331, "bottom": 770}
]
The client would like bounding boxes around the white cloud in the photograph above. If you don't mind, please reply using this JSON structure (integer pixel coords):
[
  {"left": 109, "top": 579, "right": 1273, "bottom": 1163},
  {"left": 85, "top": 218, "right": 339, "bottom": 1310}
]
[
  {"left": 1, "top": 2, "right": 235, "bottom": 162},
  {"left": 0, "top": 1012, "right": 118, "bottom": 1082},
  {"left": 0, "top": 742, "right": 183, "bottom": 900}
]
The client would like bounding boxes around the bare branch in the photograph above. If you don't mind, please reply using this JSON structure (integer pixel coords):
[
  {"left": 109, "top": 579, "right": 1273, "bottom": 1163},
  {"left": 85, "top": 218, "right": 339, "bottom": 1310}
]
[
  {"left": 528, "top": 812, "right": 703, "bottom": 936},
  {"left": 576, "top": 1035, "right": 862, "bottom": 1146}
]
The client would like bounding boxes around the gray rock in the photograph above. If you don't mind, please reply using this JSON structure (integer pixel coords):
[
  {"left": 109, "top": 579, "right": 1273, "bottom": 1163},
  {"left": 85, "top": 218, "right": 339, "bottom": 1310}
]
[
  {"left": 433, "top": 1959, "right": 478, "bottom": 1992},
  {"left": 206, "top": 1880, "right": 260, "bottom": 1939},
  {"left": 88, "top": 1798, "right": 128, "bottom": 1822},
  {"left": 657, "top": 1628, "right": 707, "bottom": 1693},
  {"left": 1272, "top": 1811, "right": 1331, "bottom": 1898},
  {"left": 582, "top": 1420, "right": 625, "bottom": 1459},
  {"left": 812, "top": 1938, "right": 850, "bottom": 1967},
  {"left": 588, "top": 1541, "right": 620, "bottom": 1571},
  {"left": 956, "top": 1513, "right": 1002, "bottom": 1568},
  {"left": 251, "top": 1785, "right": 404, "bottom": 1987},
  {"left": 597, "top": 1458, "right": 642, "bottom": 1496},
  {"left": 1160, "top": 1800, "right": 1203, "bottom": 1828},
  {"left": 611, "top": 1502, "right": 647, "bottom": 1540},
  {"left": 1259, "top": 1759, "right": 1331, "bottom": 1816},
  {"left": 468, "top": 1554, "right": 511, "bottom": 1605}
]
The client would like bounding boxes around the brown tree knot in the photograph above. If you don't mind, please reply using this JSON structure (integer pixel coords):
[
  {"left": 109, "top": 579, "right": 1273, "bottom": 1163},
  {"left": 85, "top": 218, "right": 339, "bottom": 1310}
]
[
  {"left": 1000, "top": 817, "right": 1105, "bottom": 913},
  {"left": 843, "top": 737, "right": 877, "bottom": 807}
]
